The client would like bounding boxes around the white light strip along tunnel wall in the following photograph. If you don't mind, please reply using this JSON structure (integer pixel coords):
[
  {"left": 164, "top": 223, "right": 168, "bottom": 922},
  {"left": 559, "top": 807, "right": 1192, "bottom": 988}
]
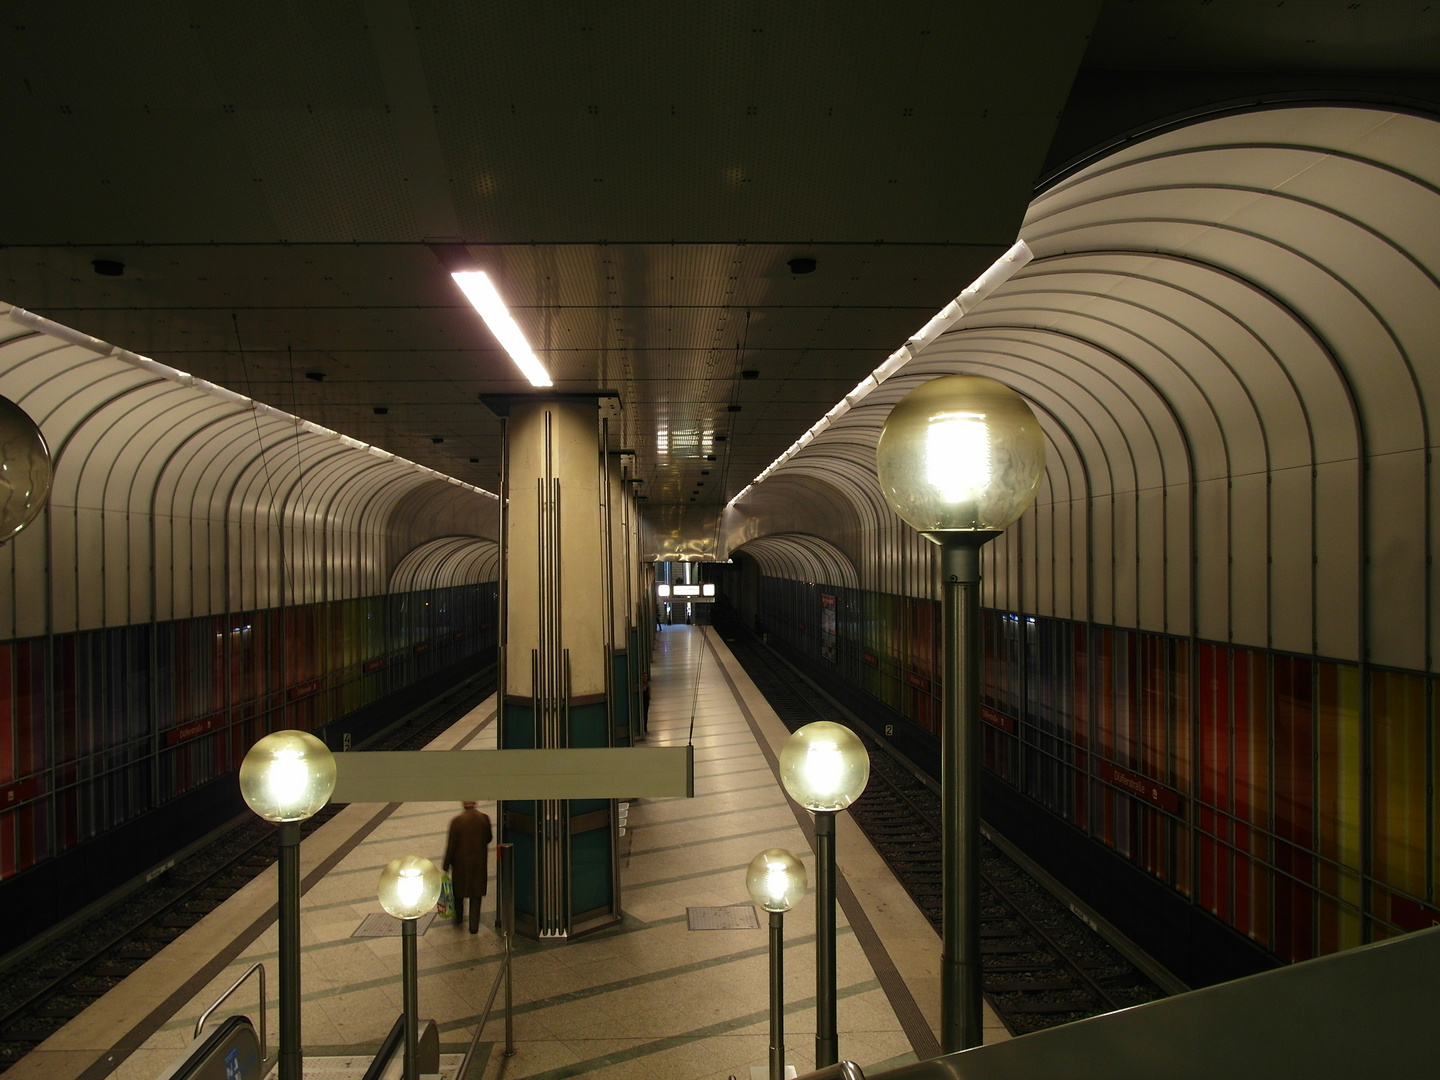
[
  {"left": 6, "top": 304, "right": 499, "bottom": 500},
  {"left": 727, "top": 239, "right": 1033, "bottom": 507},
  {"left": 451, "top": 270, "right": 554, "bottom": 388}
]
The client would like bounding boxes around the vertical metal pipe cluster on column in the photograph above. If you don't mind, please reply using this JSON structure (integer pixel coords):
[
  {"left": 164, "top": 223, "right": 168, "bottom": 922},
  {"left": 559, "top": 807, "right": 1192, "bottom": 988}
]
[
  {"left": 533, "top": 408, "right": 571, "bottom": 938},
  {"left": 277, "top": 821, "right": 302, "bottom": 1080},
  {"left": 618, "top": 455, "right": 641, "bottom": 743},
  {"left": 600, "top": 441, "right": 636, "bottom": 919},
  {"left": 938, "top": 535, "right": 987, "bottom": 1052},
  {"left": 497, "top": 415, "right": 510, "bottom": 758},
  {"left": 535, "top": 416, "right": 567, "bottom": 747},
  {"left": 488, "top": 393, "right": 623, "bottom": 941},
  {"left": 600, "top": 426, "right": 616, "bottom": 745}
]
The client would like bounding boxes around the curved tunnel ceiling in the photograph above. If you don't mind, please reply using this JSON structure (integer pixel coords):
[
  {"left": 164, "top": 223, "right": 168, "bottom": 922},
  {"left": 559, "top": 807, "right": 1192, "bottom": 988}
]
[
  {"left": 724, "top": 105, "right": 1440, "bottom": 671},
  {"left": 730, "top": 532, "right": 860, "bottom": 590},
  {"left": 390, "top": 536, "right": 500, "bottom": 593},
  {"left": 0, "top": 304, "right": 499, "bottom": 638}
]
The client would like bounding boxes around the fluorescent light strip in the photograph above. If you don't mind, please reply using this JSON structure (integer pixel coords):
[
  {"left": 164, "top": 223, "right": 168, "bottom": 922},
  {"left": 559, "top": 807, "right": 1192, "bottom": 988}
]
[
  {"left": 726, "top": 239, "right": 1033, "bottom": 507},
  {"left": 451, "top": 271, "right": 554, "bottom": 388}
]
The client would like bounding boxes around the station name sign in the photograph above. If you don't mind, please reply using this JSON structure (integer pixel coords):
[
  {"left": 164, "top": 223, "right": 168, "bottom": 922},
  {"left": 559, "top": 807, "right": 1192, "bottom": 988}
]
[
  {"left": 1098, "top": 762, "right": 1181, "bottom": 814},
  {"left": 166, "top": 714, "right": 223, "bottom": 746},
  {"left": 980, "top": 705, "right": 1016, "bottom": 733}
]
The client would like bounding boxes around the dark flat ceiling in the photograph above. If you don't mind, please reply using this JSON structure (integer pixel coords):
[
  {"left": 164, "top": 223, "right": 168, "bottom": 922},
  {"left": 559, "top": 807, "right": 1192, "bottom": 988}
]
[{"left": 1, "top": 0, "right": 1433, "bottom": 545}]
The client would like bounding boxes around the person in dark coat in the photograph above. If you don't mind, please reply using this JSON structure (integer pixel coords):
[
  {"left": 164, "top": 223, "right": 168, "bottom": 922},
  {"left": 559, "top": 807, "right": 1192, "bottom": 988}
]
[{"left": 443, "top": 800, "right": 492, "bottom": 933}]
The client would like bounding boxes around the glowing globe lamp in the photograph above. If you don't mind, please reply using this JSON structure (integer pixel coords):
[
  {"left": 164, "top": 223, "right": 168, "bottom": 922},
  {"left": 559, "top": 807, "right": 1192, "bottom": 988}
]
[
  {"left": 876, "top": 375, "right": 1044, "bottom": 533},
  {"left": 746, "top": 848, "right": 807, "bottom": 913},
  {"left": 747, "top": 847, "right": 807, "bottom": 1080},
  {"left": 875, "top": 374, "right": 1044, "bottom": 1054},
  {"left": 779, "top": 720, "right": 868, "bottom": 1067},
  {"left": 780, "top": 721, "right": 869, "bottom": 812},
  {"left": 378, "top": 856, "right": 444, "bottom": 920},
  {"left": 378, "top": 855, "right": 443, "bottom": 1080},
  {"left": 0, "top": 395, "right": 52, "bottom": 541},
  {"left": 239, "top": 730, "right": 337, "bottom": 822},
  {"left": 239, "top": 730, "right": 336, "bottom": 1080}
]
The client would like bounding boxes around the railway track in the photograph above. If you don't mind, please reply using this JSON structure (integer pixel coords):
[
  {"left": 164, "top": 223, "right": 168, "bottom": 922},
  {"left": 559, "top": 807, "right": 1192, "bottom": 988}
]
[
  {"left": 714, "top": 622, "right": 1167, "bottom": 1035},
  {"left": 0, "top": 671, "right": 495, "bottom": 1074}
]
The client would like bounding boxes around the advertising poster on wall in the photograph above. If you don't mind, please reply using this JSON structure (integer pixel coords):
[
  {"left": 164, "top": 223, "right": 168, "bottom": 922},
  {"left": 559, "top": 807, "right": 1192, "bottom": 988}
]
[{"left": 821, "top": 594, "right": 836, "bottom": 662}]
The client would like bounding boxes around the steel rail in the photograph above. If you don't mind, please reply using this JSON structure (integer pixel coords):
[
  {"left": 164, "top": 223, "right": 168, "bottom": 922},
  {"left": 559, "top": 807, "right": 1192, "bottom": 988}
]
[
  {"left": 194, "top": 962, "right": 267, "bottom": 1064},
  {"left": 457, "top": 842, "right": 516, "bottom": 1080}
]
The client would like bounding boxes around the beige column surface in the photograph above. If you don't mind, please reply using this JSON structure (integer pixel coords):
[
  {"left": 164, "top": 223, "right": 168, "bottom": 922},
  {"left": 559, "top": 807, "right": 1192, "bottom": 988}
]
[{"left": 505, "top": 398, "right": 608, "bottom": 699}]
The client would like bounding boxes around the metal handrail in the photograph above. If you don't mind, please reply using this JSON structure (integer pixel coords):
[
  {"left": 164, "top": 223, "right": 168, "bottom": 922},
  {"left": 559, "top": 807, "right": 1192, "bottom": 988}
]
[
  {"left": 360, "top": 1015, "right": 406, "bottom": 1080},
  {"left": 455, "top": 948, "right": 510, "bottom": 1080},
  {"left": 793, "top": 1063, "right": 866, "bottom": 1080},
  {"left": 193, "top": 962, "right": 266, "bottom": 1063},
  {"left": 456, "top": 843, "right": 516, "bottom": 1080}
]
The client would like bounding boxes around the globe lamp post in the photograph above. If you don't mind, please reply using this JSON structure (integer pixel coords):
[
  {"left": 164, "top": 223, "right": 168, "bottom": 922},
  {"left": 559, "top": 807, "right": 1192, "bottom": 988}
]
[
  {"left": 876, "top": 375, "right": 1044, "bottom": 1053},
  {"left": 0, "top": 394, "right": 53, "bottom": 542},
  {"left": 746, "top": 848, "right": 807, "bottom": 1080},
  {"left": 238, "top": 730, "right": 337, "bottom": 1080},
  {"left": 378, "top": 856, "right": 443, "bottom": 1080},
  {"left": 779, "top": 721, "right": 869, "bottom": 1068}
]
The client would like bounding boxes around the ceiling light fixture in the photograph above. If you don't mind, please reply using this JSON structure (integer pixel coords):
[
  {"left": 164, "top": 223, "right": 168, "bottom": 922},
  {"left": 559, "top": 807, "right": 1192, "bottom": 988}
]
[
  {"left": 451, "top": 271, "right": 553, "bottom": 388},
  {"left": 726, "top": 239, "right": 1033, "bottom": 508}
]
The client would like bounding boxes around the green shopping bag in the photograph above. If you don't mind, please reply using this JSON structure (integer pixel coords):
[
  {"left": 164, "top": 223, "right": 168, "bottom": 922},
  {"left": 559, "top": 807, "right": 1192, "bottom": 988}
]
[{"left": 436, "top": 871, "right": 454, "bottom": 918}]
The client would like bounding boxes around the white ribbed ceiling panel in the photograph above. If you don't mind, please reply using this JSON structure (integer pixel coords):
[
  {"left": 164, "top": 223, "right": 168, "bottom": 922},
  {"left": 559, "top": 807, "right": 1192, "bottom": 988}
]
[
  {"left": 389, "top": 536, "right": 500, "bottom": 593},
  {"left": 724, "top": 106, "right": 1440, "bottom": 671},
  {"left": 0, "top": 304, "right": 498, "bottom": 639},
  {"left": 731, "top": 533, "right": 860, "bottom": 591}
]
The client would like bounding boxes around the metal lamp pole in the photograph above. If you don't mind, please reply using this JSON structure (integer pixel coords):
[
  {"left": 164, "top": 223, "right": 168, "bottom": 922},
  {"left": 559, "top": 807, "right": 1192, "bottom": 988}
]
[
  {"left": 400, "top": 918, "right": 420, "bottom": 1080},
  {"left": 778, "top": 721, "right": 867, "bottom": 1070},
  {"left": 930, "top": 530, "right": 997, "bottom": 1052},
  {"left": 812, "top": 809, "right": 837, "bottom": 1068},
  {"left": 768, "top": 909, "right": 787, "bottom": 1080},
  {"left": 238, "top": 731, "right": 336, "bottom": 1080},
  {"left": 875, "top": 374, "right": 1045, "bottom": 1056},
  {"left": 277, "top": 821, "right": 303, "bottom": 1080},
  {"left": 747, "top": 848, "right": 806, "bottom": 1080},
  {"left": 377, "top": 856, "right": 443, "bottom": 1080}
]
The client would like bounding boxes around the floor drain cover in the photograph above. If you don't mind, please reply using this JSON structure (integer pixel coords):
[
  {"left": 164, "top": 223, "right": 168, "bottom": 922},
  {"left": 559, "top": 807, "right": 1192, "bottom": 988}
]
[
  {"left": 687, "top": 904, "right": 760, "bottom": 930},
  {"left": 352, "top": 912, "right": 437, "bottom": 937}
]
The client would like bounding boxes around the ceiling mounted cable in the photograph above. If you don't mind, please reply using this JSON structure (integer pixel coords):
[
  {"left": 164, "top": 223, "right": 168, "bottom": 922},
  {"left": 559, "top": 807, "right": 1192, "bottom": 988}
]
[{"left": 233, "top": 314, "right": 293, "bottom": 595}]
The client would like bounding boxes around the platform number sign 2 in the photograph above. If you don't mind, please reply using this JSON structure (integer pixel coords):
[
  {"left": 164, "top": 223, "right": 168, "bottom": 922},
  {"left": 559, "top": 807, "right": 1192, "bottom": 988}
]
[{"left": 225, "top": 1048, "right": 242, "bottom": 1080}]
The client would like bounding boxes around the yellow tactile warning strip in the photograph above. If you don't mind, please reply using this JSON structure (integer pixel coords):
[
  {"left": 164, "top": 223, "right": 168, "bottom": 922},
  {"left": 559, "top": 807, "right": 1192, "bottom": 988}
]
[{"left": 11, "top": 625, "right": 1003, "bottom": 1080}]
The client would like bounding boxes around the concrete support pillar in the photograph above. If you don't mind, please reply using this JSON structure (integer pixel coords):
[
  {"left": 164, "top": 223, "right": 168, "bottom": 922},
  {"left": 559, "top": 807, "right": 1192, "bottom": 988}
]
[{"left": 488, "top": 393, "right": 621, "bottom": 939}]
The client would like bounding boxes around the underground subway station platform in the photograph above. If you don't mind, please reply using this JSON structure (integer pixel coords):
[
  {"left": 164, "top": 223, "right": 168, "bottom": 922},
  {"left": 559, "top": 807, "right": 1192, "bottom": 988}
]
[{"left": 2, "top": 4, "right": 1440, "bottom": 1079}]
